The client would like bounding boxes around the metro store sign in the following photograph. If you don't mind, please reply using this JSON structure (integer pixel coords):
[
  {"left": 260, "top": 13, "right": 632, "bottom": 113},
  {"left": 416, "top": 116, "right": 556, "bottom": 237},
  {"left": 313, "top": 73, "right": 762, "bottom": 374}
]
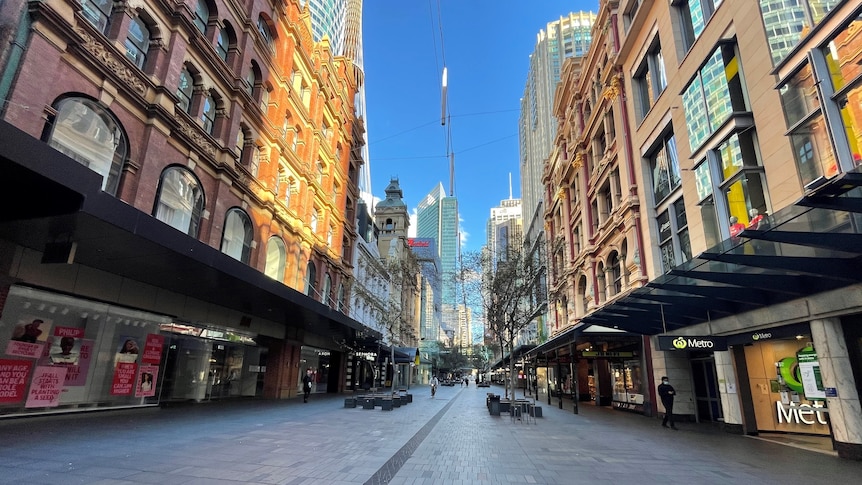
[{"left": 657, "top": 336, "right": 728, "bottom": 351}]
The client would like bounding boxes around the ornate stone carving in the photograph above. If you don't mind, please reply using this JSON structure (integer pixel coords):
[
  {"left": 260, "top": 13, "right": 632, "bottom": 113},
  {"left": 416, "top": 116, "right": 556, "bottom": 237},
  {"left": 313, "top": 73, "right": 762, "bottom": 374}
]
[
  {"left": 74, "top": 27, "right": 146, "bottom": 96},
  {"left": 173, "top": 116, "right": 217, "bottom": 157},
  {"left": 572, "top": 153, "right": 584, "bottom": 170},
  {"left": 602, "top": 75, "right": 622, "bottom": 101}
]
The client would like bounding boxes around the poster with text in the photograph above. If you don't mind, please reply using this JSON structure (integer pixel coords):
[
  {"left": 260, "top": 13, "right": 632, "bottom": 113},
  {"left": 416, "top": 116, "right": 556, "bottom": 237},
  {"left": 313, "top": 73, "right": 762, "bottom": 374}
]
[
  {"left": 50, "top": 338, "right": 93, "bottom": 387},
  {"left": 135, "top": 365, "right": 159, "bottom": 398},
  {"left": 6, "top": 316, "right": 52, "bottom": 358},
  {"left": 142, "top": 334, "right": 165, "bottom": 365},
  {"left": 25, "top": 365, "right": 67, "bottom": 408},
  {"left": 0, "top": 359, "right": 32, "bottom": 403},
  {"left": 110, "top": 362, "right": 137, "bottom": 395},
  {"left": 115, "top": 336, "right": 140, "bottom": 363}
]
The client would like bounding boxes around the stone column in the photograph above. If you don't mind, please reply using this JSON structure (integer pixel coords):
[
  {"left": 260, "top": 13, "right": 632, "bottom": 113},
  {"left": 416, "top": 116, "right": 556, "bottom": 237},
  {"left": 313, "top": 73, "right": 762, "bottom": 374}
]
[{"left": 811, "top": 317, "right": 862, "bottom": 459}]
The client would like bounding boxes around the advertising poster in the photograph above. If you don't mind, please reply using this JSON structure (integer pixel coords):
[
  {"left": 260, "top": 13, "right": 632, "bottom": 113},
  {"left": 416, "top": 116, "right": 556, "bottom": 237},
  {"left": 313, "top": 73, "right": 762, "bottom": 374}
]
[
  {"left": 798, "top": 348, "right": 826, "bottom": 401},
  {"left": 141, "top": 334, "right": 164, "bottom": 365},
  {"left": 6, "top": 317, "right": 52, "bottom": 358},
  {"left": 0, "top": 359, "right": 32, "bottom": 403},
  {"left": 116, "top": 336, "right": 140, "bottom": 363},
  {"left": 110, "top": 362, "right": 137, "bottom": 395},
  {"left": 25, "top": 365, "right": 68, "bottom": 408},
  {"left": 44, "top": 338, "right": 93, "bottom": 387},
  {"left": 135, "top": 365, "right": 159, "bottom": 398}
]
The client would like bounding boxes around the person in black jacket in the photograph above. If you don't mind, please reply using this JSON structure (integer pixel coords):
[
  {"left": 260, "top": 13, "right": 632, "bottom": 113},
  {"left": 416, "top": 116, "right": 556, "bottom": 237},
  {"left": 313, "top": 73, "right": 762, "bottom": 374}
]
[{"left": 658, "top": 376, "right": 678, "bottom": 430}]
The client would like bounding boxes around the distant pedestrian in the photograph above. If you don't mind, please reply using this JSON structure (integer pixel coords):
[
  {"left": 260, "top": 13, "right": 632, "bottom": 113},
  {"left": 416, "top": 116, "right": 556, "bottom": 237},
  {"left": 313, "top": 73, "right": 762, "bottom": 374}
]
[
  {"left": 658, "top": 376, "right": 677, "bottom": 430},
  {"left": 302, "top": 368, "right": 313, "bottom": 403},
  {"left": 430, "top": 376, "right": 439, "bottom": 398}
]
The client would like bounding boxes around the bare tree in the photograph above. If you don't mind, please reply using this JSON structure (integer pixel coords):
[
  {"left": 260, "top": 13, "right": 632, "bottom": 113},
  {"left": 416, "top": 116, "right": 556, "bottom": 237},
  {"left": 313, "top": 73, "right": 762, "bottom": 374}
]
[
  {"left": 460, "top": 235, "right": 540, "bottom": 398},
  {"left": 378, "top": 251, "right": 420, "bottom": 393}
]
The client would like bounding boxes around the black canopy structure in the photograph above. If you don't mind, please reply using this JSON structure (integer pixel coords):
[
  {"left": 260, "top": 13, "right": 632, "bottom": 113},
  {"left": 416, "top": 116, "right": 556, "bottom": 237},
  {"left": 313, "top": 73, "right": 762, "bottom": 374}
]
[
  {"left": 573, "top": 171, "right": 862, "bottom": 336},
  {"left": 0, "top": 120, "right": 381, "bottom": 348}
]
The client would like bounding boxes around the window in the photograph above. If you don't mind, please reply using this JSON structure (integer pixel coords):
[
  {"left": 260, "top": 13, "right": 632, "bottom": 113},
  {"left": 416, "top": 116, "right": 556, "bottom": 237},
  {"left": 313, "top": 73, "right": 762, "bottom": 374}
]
[
  {"left": 656, "top": 199, "right": 691, "bottom": 274},
  {"left": 337, "top": 283, "right": 345, "bottom": 311},
  {"left": 759, "top": 0, "right": 842, "bottom": 65},
  {"left": 124, "top": 16, "right": 150, "bottom": 69},
  {"left": 316, "top": 161, "right": 324, "bottom": 184},
  {"left": 311, "top": 209, "right": 319, "bottom": 233},
  {"left": 609, "top": 252, "right": 622, "bottom": 296},
  {"left": 260, "top": 87, "right": 270, "bottom": 113},
  {"left": 201, "top": 93, "right": 216, "bottom": 134},
  {"left": 323, "top": 274, "right": 332, "bottom": 307},
  {"left": 177, "top": 67, "right": 193, "bottom": 113},
  {"left": 257, "top": 15, "right": 273, "bottom": 49},
  {"left": 305, "top": 261, "right": 317, "bottom": 298},
  {"left": 327, "top": 225, "right": 334, "bottom": 245},
  {"left": 193, "top": 0, "right": 209, "bottom": 35},
  {"left": 633, "top": 40, "right": 667, "bottom": 121},
  {"left": 154, "top": 166, "right": 204, "bottom": 237},
  {"left": 250, "top": 146, "right": 260, "bottom": 177},
  {"left": 244, "top": 66, "right": 256, "bottom": 97},
  {"left": 291, "top": 127, "right": 300, "bottom": 151},
  {"left": 216, "top": 27, "right": 229, "bottom": 61},
  {"left": 682, "top": 43, "right": 747, "bottom": 151},
  {"left": 264, "top": 237, "right": 286, "bottom": 281},
  {"left": 650, "top": 132, "right": 681, "bottom": 204},
  {"left": 46, "top": 97, "right": 127, "bottom": 195},
  {"left": 81, "top": 0, "right": 112, "bottom": 33},
  {"left": 221, "top": 209, "right": 253, "bottom": 263},
  {"left": 675, "top": 0, "right": 723, "bottom": 51}
]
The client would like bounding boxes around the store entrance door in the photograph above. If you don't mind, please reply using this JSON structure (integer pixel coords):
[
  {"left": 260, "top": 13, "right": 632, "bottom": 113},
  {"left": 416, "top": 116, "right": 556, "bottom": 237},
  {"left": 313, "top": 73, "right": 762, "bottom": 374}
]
[{"left": 691, "top": 355, "right": 722, "bottom": 422}]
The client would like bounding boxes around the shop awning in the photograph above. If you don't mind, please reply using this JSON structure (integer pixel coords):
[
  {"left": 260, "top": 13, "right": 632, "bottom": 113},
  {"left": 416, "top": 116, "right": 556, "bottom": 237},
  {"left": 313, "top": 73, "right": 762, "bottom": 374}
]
[
  {"left": 574, "top": 170, "right": 862, "bottom": 336},
  {"left": 0, "top": 120, "right": 382, "bottom": 348},
  {"left": 394, "top": 347, "right": 420, "bottom": 365}
]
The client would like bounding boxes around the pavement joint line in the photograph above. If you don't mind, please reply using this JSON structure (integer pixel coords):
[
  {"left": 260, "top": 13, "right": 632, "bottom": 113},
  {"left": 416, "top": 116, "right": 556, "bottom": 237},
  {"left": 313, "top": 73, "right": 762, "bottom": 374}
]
[{"left": 363, "top": 389, "right": 463, "bottom": 485}]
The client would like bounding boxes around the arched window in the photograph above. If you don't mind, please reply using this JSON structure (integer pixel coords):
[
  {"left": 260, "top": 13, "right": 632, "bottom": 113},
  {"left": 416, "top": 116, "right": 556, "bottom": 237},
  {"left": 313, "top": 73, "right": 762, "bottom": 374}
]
[
  {"left": 177, "top": 66, "right": 193, "bottom": 113},
  {"left": 260, "top": 86, "right": 270, "bottom": 112},
  {"left": 257, "top": 15, "right": 273, "bottom": 49},
  {"left": 153, "top": 166, "right": 204, "bottom": 237},
  {"left": 337, "top": 283, "right": 345, "bottom": 311},
  {"left": 323, "top": 274, "right": 332, "bottom": 307},
  {"left": 305, "top": 261, "right": 317, "bottom": 298},
  {"left": 46, "top": 97, "right": 127, "bottom": 195},
  {"left": 193, "top": 0, "right": 209, "bottom": 34},
  {"left": 577, "top": 274, "right": 588, "bottom": 316},
  {"left": 235, "top": 128, "right": 245, "bottom": 160},
  {"left": 216, "top": 27, "right": 229, "bottom": 61},
  {"left": 264, "top": 237, "right": 286, "bottom": 280},
  {"left": 125, "top": 16, "right": 150, "bottom": 69},
  {"left": 201, "top": 93, "right": 216, "bottom": 134},
  {"left": 244, "top": 66, "right": 256, "bottom": 97},
  {"left": 81, "top": 0, "right": 112, "bottom": 32},
  {"left": 311, "top": 209, "right": 319, "bottom": 233},
  {"left": 221, "top": 208, "right": 253, "bottom": 263},
  {"left": 596, "top": 264, "right": 606, "bottom": 303},
  {"left": 609, "top": 252, "right": 622, "bottom": 296},
  {"left": 250, "top": 145, "right": 260, "bottom": 176}
]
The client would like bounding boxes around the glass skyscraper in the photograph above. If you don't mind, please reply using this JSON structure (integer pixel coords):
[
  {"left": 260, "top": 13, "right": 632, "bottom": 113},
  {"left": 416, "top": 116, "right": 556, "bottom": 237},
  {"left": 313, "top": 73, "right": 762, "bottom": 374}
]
[{"left": 416, "top": 183, "right": 459, "bottom": 329}]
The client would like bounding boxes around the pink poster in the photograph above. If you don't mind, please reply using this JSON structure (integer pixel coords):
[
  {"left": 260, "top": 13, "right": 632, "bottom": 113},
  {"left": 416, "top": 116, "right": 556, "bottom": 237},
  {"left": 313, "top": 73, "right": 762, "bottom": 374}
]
[
  {"left": 0, "top": 359, "right": 31, "bottom": 403},
  {"left": 46, "top": 338, "right": 93, "bottom": 387},
  {"left": 111, "top": 362, "right": 137, "bottom": 395},
  {"left": 25, "top": 366, "right": 67, "bottom": 408},
  {"left": 142, "top": 334, "right": 164, "bottom": 365},
  {"left": 6, "top": 316, "right": 52, "bottom": 358},
  {"left": 135, "top": 365, "right": 159, "bottom": 398}
]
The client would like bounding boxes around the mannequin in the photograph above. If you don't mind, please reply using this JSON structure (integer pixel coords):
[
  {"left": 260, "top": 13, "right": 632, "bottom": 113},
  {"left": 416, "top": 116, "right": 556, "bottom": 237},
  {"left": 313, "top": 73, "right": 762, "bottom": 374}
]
[{"left": 747, "top": 208, "right": 764, "bottom": 230}]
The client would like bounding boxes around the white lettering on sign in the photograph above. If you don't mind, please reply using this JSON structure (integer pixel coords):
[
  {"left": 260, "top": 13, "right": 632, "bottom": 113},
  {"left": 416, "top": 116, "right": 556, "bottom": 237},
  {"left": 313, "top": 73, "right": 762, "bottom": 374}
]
[{"left": 775, "top": 401, "right": 828, "bottom": 425}]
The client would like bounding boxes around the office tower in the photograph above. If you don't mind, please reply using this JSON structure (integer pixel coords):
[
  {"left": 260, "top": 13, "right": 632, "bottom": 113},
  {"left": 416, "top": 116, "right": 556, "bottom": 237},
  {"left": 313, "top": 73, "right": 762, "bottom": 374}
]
[
  {"left": 520, "top": 11, "right": 595, "bottom": 233},
  {"left": 416, "top": 183, "right": 459, "bottom": 328},
  {"left": 486, "top": 190, "right": 522, "bottom": 262},
  {"left": 303, "top": 0, "right": 374, "bottom": 208}
]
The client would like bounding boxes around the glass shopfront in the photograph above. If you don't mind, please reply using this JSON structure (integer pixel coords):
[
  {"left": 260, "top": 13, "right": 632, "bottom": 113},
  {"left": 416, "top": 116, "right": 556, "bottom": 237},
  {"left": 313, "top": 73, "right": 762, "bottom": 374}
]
[
  {"left": 741, "top": 327, "right": 830, "bottom": 436},
  {"left": 611, "top": 359, "right": 645, "bottom": 412},
  {"left": 299, "top": 346, "right": 332, "bottom": 394},
  {"left": 0, "top": 285, "right": 264, "bottom": 416}
]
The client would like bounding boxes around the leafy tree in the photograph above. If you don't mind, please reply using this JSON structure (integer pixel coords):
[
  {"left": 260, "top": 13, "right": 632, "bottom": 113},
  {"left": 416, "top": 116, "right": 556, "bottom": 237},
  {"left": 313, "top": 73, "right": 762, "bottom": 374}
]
[{"left": 460, "top": 235, "right": 540, "bottom": 398}]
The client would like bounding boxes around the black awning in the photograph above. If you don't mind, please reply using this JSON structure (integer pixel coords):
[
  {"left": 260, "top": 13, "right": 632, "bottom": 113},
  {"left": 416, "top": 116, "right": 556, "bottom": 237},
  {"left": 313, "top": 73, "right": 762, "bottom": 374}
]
[
  {"left": 577, "top": 169, "right": 862, "bottom": 335},
  {"left": 0, "top": 120, "right": 381, "bottom": 347}
]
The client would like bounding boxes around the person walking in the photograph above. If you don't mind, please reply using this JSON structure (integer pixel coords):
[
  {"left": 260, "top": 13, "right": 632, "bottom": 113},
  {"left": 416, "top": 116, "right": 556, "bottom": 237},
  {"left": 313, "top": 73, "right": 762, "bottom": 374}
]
[
  {"left": 302, "top": 368, "right": 313, "bottom": 403},
  {"left": 430, "top": 376, "right": 439, "bottom": 398},
  {"left": 658, "top": 376, "right": 678, "bottom": 430}
]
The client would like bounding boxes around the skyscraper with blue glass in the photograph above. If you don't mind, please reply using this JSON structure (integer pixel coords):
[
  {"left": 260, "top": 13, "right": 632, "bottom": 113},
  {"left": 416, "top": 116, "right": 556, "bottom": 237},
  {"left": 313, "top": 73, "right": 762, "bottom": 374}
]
[{"left": 416, "top": 183, "right": 459, "bottom": 330}]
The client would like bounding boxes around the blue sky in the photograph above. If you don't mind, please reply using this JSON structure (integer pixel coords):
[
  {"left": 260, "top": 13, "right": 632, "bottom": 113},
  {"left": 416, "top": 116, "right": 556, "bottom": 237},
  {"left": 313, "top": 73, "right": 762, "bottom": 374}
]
[{"left": 363, "top": 1, "right": 597, "bottom": 252}]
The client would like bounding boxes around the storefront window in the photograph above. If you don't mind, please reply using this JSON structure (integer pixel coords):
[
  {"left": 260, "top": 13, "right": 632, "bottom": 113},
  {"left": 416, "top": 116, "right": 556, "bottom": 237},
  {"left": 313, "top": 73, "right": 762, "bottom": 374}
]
[
  {"left": 823, "top": 15, "right": 862, "bottom": 166},
  {"left": 0, "top": 286, "right": 172, "bottom": 415}
]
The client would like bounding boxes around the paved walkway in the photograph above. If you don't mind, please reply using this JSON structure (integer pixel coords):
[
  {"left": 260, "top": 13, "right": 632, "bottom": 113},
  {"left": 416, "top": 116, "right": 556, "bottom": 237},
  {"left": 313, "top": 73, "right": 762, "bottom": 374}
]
[{"left": 1, "top": 384, "right": 861, "bottom": 484}]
